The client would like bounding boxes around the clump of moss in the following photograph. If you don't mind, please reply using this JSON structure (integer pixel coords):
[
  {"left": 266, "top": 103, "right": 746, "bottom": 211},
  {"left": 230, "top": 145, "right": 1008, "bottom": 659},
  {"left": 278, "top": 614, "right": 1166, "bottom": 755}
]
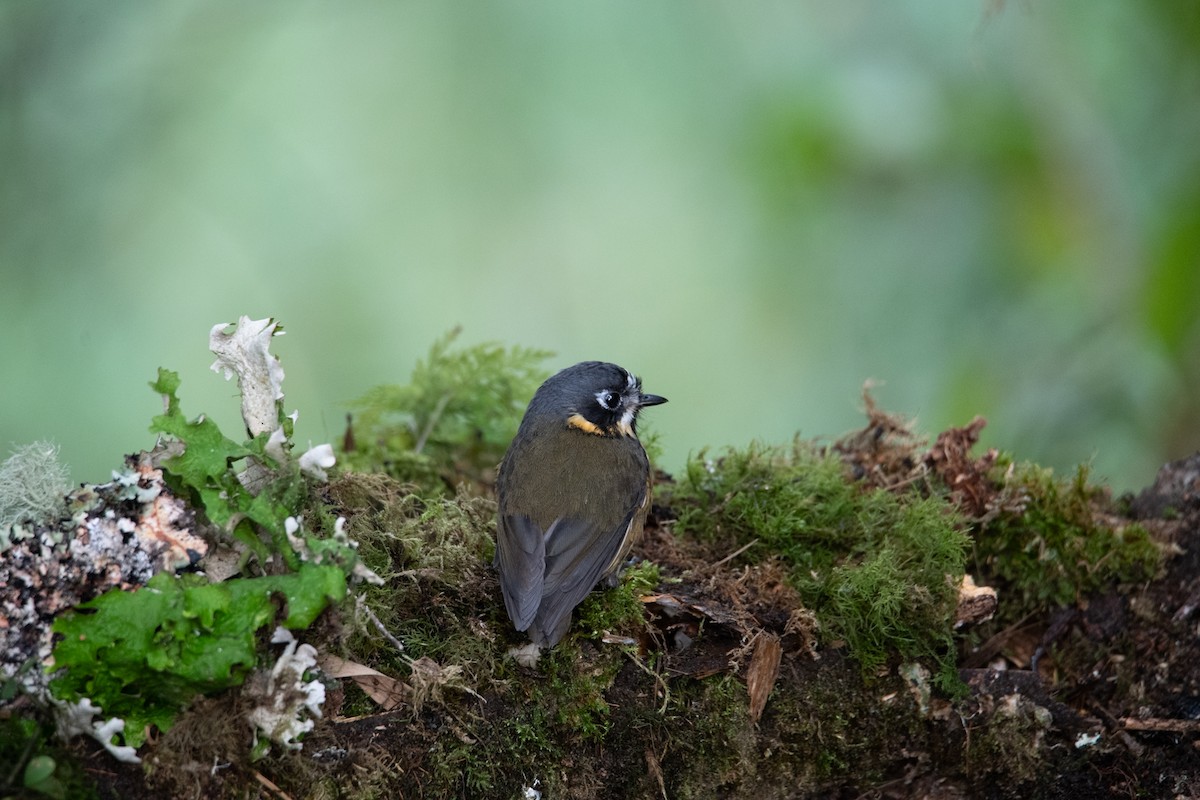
[
  {"left": 575, "top": 561, "right": 661, "bottom": 642},
  {"left": 539, "top": 641, "right": 626, "bottom": 740},
  {"left": 652, "top": 659, "right": 933, "bottom": 798},
  {"left": 974, "top": 461, "right": 1161, "bottom": 623},
  {"left": 341, "top": 328, "right": 551, "bottom": 495},
  {"left": 964, "top": 693, "right": 1054, "bottom": 786},
  {"left": 665, "top": 440, "right": 969, "bottom": 691},
  {"left": 324, "top": 473, "right": 501, "bottom": 686},
  {"left": 661, "top": 674, "right": 759, "bottom": 798}
]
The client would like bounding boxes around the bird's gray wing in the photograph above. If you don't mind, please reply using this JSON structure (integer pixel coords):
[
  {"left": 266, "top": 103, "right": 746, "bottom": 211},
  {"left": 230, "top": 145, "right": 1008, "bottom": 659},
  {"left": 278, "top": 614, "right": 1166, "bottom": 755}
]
[
  {"left": 531, "top": 502, "right": 641, "bottom": 646},
  {"left": 495, "top": 514, "right": 549, "bottom": 632}
]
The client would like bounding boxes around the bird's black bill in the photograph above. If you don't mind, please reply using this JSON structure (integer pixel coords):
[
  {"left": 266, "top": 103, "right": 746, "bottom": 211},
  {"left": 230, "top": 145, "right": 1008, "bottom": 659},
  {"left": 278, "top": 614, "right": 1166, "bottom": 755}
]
[{"left": 639, "top": 393, "right": 667, "bottom": 407}]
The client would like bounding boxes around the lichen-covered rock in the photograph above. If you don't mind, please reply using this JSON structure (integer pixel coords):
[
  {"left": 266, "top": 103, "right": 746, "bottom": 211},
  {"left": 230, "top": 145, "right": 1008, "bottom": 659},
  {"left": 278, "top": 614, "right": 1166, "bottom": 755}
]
[{"left": 0, "top": 452, "right": 203, "bottom": 681}]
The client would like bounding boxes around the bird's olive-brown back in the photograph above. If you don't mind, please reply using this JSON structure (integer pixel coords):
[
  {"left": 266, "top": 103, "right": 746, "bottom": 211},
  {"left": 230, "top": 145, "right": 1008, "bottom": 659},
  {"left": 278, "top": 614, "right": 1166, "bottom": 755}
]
[{"left": 498, "top": 420, "right": 651, "bottom": 540}]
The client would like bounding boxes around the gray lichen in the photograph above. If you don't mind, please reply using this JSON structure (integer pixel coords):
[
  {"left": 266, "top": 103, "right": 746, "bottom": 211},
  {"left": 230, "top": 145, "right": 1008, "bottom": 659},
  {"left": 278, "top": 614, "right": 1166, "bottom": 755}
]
[{"left": 0, "top": 441, "right": 70, "bottom": 530}]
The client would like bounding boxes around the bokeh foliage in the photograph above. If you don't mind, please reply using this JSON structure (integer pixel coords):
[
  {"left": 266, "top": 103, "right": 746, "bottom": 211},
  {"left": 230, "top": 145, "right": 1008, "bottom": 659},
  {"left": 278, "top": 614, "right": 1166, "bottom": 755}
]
[{"left": 0, "top": 2, "right": 1197, "bottom": 492}]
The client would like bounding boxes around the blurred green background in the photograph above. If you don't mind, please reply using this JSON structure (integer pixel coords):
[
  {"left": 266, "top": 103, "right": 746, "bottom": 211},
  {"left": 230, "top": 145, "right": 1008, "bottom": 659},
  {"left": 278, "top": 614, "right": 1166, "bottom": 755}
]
[{"left": 2, "top": 2, "right": 1198, "bottom": 492}]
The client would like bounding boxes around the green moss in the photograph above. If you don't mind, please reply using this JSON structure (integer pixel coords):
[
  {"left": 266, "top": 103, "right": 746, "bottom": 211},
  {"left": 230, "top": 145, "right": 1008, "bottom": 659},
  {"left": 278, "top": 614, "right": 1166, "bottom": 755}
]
[
  {"left": 329, "top": 475, "right": 502, "bottom": 683},
  {"left": 691, "top": 676, "right": 760, "bottom": 789},
  {"left": 652, "top": 674, "right": 756, "bottom": 798},
  {"left": 412, "top": 644, "right": 636, "bottom": 797},
  {"left": 341, "top": 328, "right": 551, "bottom": 495},
  {"left": 652, "top": 662, "right": 933, "bottom": 798},
  {"left": 575, "top": 561, "right": 660, "bottom": 642},
  {"left": 671, "top": 441, "right": 863, "bottom": 572},
  {"left": 447, "top": 701, "right": 577, "bottom": 798},
  {"left": 964, "top": 694, "right": 1053, "bottom": 785},
  {"left": 665, "top": 442, "right": 969, "bottom": 691},
  {"left": 0, "top": 707, "right": 98, "bottom": 800},
  {"left": 766, "top": 663, "right": 928, "bottom": 786},
  {"left": 540, "top": 642, "right": 624, "bottom": 740},
  {"left": 429, "top": 737, "right": 500, "bottom": 796},
  {"left": 975, "top": 461, "right": 1161, "bottom": 622}
]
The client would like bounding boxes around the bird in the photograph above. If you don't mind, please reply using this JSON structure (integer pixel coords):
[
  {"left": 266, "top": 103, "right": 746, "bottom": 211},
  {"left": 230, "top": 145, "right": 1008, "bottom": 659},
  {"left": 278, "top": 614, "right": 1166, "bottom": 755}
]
[{"left": 494, "top": 361, "right": 667, "bottom": 648}]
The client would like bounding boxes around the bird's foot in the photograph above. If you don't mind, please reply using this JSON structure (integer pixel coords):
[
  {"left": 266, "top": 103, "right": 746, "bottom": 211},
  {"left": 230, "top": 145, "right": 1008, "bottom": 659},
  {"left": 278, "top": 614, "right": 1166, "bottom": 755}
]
[{"left": 507, "top": 642, "right": 543, "bottom": 668}]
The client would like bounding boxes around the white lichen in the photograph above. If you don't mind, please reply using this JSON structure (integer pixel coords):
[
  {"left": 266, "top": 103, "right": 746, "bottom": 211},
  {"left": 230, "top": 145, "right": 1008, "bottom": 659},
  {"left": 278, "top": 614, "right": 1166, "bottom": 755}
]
[
  {"left": 0, "top": 441, "right": 70, "bottom": 529},
  {"left": 280, "top": 516, "right": 383, "bottom": 585},
  {"left": 333, "top": 517, "right": 384, "bottom": 585},
  {"left": 298, "top": 443, "right": 336, "bottom": 481},
  {"left": 284, "top": 516, "right": 305, "bottom": 553},
  {"left": 264, "top": 426, "right": 290, "bottom": 464},
  {"left": 245, "top": 628, "right": 325, "bottom": 752},
  {"left": 209, "top": 318, "right": 335, "bottom": 486},
  {"left": 209, "top": 317, "right": 285, "bottom": 437},
  {"left": 52, "top": 697, "right": 141, "bottom": 764}
]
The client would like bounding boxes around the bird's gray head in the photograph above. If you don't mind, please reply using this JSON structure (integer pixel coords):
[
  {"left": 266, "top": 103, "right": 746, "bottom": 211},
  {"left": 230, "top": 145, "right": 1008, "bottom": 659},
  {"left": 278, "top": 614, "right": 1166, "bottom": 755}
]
[{"left": 530, "top": 361, "right": 667, "bottom": 438}]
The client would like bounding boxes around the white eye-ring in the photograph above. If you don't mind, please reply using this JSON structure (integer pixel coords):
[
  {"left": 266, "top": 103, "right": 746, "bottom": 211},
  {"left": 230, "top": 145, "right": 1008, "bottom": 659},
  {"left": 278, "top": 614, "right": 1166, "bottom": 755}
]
[{"left": 597, "top": 390, "right": 622, "bottom": 411}]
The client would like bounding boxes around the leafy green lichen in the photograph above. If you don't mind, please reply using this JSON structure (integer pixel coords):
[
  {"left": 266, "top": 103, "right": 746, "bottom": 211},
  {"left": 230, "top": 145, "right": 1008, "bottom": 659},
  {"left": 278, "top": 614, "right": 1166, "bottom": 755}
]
[
  {"left": 45, "top": 360, "right": 367, "bottom": 754},
  {"left": 49, "top": 565, "right": 346, "bottom": 748},
  {"left": 150, "top": 367, "right": 304, "bottom": 563}
]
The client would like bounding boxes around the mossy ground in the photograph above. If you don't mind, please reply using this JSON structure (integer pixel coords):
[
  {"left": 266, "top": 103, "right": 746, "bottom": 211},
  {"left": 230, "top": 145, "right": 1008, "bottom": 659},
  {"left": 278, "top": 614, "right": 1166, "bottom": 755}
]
[
  {"left": 662, "top": 440, "right": 970, "bottom": 692},
  {"left": 970, "top": 460, "right": 1161, "bottom": 624},
  {"left": 16, "top": 388, "right": 1200, "bottom": 800}
]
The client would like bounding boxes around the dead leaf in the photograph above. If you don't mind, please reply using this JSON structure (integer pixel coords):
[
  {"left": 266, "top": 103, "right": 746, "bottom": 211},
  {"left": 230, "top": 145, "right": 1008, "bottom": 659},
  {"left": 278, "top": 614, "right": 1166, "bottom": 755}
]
[
  {"left": 641, "top": 592, "right": 745, "bottom": 630},
  {"left": 746, "top": 632, "right": 782, "bottom": 723},
  {"left": 318, "top": 653, "right": 410, "bottom": 711},
  {"left": 923, "top": 416, "right": 1008, "bottom": 519}
]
